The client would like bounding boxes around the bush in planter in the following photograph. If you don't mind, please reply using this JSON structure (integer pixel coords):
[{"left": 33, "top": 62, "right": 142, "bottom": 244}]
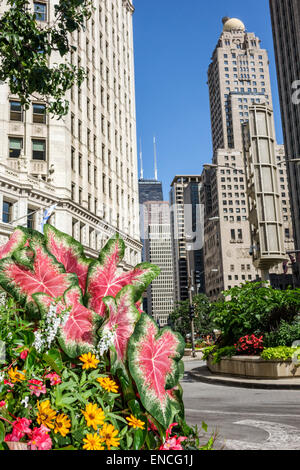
[
  {"left": 211, "top": 282, "right": 300, "bottom": 347},
  {"left": 0, "top": 226, "right": 214, "bottom": 450},
  {"left": 234, "top": 335, "right": 264, "bottom": 356},
  {"left": 202, "top": 346, "right": 236, "bottom": 364},
  {"left": 264, "top": 319, "right": 300, "bottom": 348},
  {"left": 261, "top": 346, "right": 300, "bottom": 362}
]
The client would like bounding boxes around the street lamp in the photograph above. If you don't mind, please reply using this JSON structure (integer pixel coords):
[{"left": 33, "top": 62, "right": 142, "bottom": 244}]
[
  {"left": 185, "top": 235, "right": 197, "bottom": 358},
  {"left": 276, "top": 158, "right": 300, "bottom": 165}
]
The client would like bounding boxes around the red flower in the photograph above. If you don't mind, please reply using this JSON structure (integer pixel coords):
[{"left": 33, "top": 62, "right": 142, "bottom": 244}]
[
  {"left": 11, "top": 418, "right": 32, "bottom": 440},
  {"left": 19, "top": 349, "right": 29, "bottom": 360}
]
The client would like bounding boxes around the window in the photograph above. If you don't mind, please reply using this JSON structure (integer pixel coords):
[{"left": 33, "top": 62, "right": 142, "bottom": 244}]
[
  {"left": 27, "top": 208, "right": 35, "bottom": 229},
  {"left": 32, "top": 139, "right": 46, "bottom": 160},
  {"left": 10, "top": 101, "right": 23, "bottom": 121},
  {"left": 231, "top": 229, "right": 235, "bottom": 240},
  {"left": 285, "top": 228, "right": 290, "bottom": 239},
  {"left": 34, "top": 2, "right": 47, "bottom": 21},
  {"left": 2, "top": 200, "right": 13, "bottom": 223},
  {"left": 33, "top": 103, "right": 46, "bottom": 124},
  {"left": 9, "top": 137, "right": 23, "bottom": 158}
]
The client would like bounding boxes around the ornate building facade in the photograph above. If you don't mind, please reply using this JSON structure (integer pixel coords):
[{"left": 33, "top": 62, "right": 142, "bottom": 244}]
[{"left": 0, "top": 0, "right": 141, "bottom": 269}]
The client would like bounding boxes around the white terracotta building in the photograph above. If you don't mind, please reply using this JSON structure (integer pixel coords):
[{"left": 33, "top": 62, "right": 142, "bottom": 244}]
[{"left": 0, "top": 0, "right": 141, "bottom": 268}]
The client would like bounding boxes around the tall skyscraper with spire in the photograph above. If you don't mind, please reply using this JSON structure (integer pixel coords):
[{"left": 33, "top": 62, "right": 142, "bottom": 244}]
[
  {"left": 138, "top": 141, "right": 174, "bottom": 322},
  {"left": 201, "top": 17, "right": 295, "bottom": 299}
]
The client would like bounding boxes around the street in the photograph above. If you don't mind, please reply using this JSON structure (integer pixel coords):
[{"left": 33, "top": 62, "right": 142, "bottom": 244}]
[{"left": 182, "top": 361, "right": 300, "bottom": 450}]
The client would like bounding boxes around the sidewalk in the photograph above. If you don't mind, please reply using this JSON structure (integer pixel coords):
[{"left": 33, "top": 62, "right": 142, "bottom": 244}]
[{"left": 188, "top": 365, "right": 300, "bottom": 390}]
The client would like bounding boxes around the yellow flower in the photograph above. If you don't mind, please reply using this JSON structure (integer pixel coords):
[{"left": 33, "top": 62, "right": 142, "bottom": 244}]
[
  {"left": 82, "top": 403, "right": 105, "bottom": 430},
  {"left": 37, "top": 400, "right": 57, "bottom": 429},
  {"left": 99, "top": 423, "right": 120, "bottom": 450},
  {"left": 126, "top": 414, "right": 145, "bottom": 430},
  {"left": 83, "top": 433, "right": 104, "bottom": 451},
  {"left": 7, "top": 367, "right": 26, "bottom": 383},
  {"left": 79, "top": 352, "right": 100, "bottom": 370},
  {"left": 97, "top": 377, "right": 119, "bottom": 394},
  {"left": 54, "top": 413, "right": 71, "bottom": 437}
]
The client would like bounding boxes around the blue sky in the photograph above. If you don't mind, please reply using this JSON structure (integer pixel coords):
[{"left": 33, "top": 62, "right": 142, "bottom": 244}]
[{"left": 133, "top": 0, "right": 283, "bottom": 199}]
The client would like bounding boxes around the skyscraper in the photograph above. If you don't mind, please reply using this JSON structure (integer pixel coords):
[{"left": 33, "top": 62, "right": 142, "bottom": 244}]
[
  {"left": 202, "top": 17, "right": 295, "bottom": 299},
  {"left": 269, "top": 0, "right": 300, "bottom": 285},
  {"left": 170, "top": 175, "right": 203, "bottom": 302},
  {"left": 0, "top": 0, "right": 141, "bottom": 269},
  {"left": 143, "top": 201, "right": 174, "bottom": 326}
]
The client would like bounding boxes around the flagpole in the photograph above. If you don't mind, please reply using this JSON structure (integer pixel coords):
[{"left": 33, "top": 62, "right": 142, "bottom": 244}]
[{"left": 9, "top": 203, "right": 59, "bottom": 226}]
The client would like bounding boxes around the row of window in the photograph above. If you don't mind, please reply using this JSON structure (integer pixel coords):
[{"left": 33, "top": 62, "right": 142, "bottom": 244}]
[
  {"left": 8, "top": 137, "right": 46, "bottom": 160},
  {"left": 9, "top": 101, "right": 46, "bottom": 124}
]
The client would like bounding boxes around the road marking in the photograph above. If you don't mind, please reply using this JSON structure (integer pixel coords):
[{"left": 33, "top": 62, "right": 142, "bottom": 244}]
[
  {"left": 225, "top": 420, "right": 300, "bottom": 450},
  {"left": 185, "top": 408, "right": 300, "bottom": 419}
]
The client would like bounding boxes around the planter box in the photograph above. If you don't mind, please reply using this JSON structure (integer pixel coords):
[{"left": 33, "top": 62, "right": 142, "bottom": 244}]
[
  {"left": 184, "top": 348, "right": 204, "bottom": 358},
  {"left": 207, "top": 356, "right": 300, "bottom": 379}
]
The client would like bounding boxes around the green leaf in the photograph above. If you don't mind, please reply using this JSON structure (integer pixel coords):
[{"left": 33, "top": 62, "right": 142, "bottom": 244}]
[
  {"left": 0, "top": 421, "right": 5, "bottom": 443},
  {"left": 43, "top": 349, "right": 63, "bottom": 374},
  {"left": 133, "top": 428, "right": 146, "bottom": 450}
]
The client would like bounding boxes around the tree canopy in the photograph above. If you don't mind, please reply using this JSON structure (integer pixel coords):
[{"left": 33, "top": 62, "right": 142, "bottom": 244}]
[
  {"left": 169, "top": 294, "right": 214, "bottom": 339},
  {"left": 0, "top": 0, "right": 93, "bottom": 117}
]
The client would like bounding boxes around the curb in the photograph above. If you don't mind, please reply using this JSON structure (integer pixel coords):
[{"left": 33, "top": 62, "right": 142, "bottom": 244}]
[{"left": 188, "top": 366, "right": 300, "bottom": 390}]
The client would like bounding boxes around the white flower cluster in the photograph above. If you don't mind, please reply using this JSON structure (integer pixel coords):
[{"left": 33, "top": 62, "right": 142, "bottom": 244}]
[
  {"left": 33, "top": 303, "right": 70, "bottom": 353},
  {"left": 0, "top": 293, "right": 7, "bottom": 307},
  {"left": 97, "top": 326, "right": 117, "bottom": 357},
  {"left": 0, "top": 371, "right": 5, "bottom": 383}
]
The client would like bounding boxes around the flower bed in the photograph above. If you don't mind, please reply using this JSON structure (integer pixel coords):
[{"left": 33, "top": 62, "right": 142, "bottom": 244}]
[{"left": 0, "top": 226, "right": 214, "bottom": 450}]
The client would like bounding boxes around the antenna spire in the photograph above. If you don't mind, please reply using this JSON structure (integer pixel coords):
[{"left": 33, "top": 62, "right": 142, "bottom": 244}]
[
  {"left": 153, "top": 136, "right": 158, "bottom": 181},
  {"left": 139, "top": 138, "right": 144, "bottom": 180}
]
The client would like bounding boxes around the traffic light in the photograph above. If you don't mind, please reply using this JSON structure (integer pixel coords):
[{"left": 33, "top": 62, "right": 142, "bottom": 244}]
[{"left": 189, "top": 304, "right": 195, "bottom": 320}]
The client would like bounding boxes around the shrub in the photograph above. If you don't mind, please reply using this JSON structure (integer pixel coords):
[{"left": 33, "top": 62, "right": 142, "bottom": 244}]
[
  {"left": 264, "top": 319, "right": 300, "bottom": 348},
  {"left": 234, "top": 335, "right": 264, "bottom": 356},
  {"left": 202, "top": 345, "right": 236, "bottom": 364},
  {"left": 170, "top": 294, "right": 215, "bottom": 339},
  {"left": 0, "top": 226, "right": 214, "bottom": 450},
  {"left": 211, "top": 282, "right": 300, "bottom": 347},
  {"left": 261, "top": 346, "right": 300, "bottom": 362}
]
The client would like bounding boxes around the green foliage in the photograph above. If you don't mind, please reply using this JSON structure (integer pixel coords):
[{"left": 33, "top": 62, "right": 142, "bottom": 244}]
[
  {"left": 170, "top": 294, "right": 215, "bottom": 338},
  {"left": 0, "top": 0, "right": 93, "bottom": 117},
  {"left": 264, "top": 319, "right": 300, "bottom": 348},
  {"left": 211, "top": 282, "right": 300, "bottom": 346},
  {"left": 203, "top": 346, "right": 236, "bottom": 364},
  {"left": 261, "top": 346, "right": 300, "bottom": 362}
]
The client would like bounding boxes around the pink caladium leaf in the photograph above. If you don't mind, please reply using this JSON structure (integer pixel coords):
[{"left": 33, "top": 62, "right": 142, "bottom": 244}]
[
  {"left": 102, "top": 286, "right": 140, "bottom": 370},
  {"left": 128, "top": 314, "right": 185, "bottom": 429},
  {"left": 34, "top": 286, "right": 100, "bottom": 358},
  {"left": 0, "top": 238, "right": 77, "bottom": 317},
  {"left": 44, "top": 224, "right": 91, "bottom": 293},
  {"left": 0, "top": 228, "right": 28, "bottom": 260},
  {"left": 85, "top": 235, "right": 160, "bottom": 316}
]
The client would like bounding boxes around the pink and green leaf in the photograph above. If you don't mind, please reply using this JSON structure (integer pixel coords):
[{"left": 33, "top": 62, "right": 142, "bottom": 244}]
[
  {"left": 128, "top": 314, "right": 185, "bottom": 429},
  {"left": 34, "top": 286, "right": 100, "bottom": 358},
  {"left": 44, "top": 224, "right": 91, "bottom": 293},
  {"left": 85, "top": 236, "right": 160, "bottom": 317},
  {"left": 0, "top": 239, "right": 77, "bottom": 316},
  {"left": 0, "top": 228, "right": 28, "bottom": 260},
  {"left": 102, "top": 285, "right": 140, "bottom": 370}
]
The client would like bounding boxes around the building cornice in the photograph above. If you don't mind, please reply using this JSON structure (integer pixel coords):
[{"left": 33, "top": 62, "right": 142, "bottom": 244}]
[{"left": 123, "top": 0, "right": 134, "bottom": 14}]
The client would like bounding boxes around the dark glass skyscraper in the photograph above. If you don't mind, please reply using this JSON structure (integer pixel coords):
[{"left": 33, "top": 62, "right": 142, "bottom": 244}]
[
  {"left": 269, "top": 0, "right": 300, "bottom": 286},
  {"left": 138, "top": 179, "right": 163, "bottom": 205}
]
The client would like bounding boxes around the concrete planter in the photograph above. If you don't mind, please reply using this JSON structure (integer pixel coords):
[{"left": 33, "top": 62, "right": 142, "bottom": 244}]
[
  {"left": 184, "top": 348, "right": 204, "bottom": 358},
  {"left": 207, "top": 355, "right": 300, "bottom": 379}
]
